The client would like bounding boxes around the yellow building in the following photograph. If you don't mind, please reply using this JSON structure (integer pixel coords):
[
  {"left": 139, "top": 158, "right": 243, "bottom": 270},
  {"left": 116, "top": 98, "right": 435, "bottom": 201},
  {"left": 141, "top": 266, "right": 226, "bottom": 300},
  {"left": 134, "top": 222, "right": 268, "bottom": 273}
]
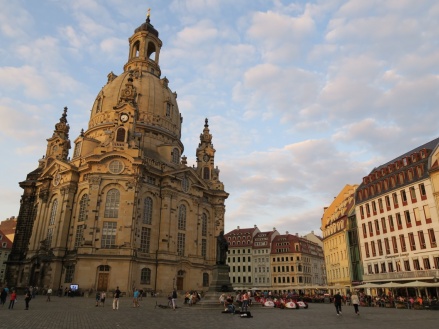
[
  {"left": 6, "top": 16, "right": 228, "bottom": 295},
  {"left": 321, "top": 184, "right": 358, "bottom": 293}
]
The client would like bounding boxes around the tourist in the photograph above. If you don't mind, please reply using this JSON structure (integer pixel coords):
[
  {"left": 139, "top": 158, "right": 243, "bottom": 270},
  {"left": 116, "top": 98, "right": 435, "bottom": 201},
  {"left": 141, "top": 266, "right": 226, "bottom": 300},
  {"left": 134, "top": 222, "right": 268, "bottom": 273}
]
[
  {"left": 24, "top": 289, "right": 31, "bottom": 310},
  {"left": 351, "top": 293, "right": 360, "bottom": 315},
  {"left": 133, "top": 289, "right": 140, "bottom": 307},
  {"left": 100, "top": 291, "right": 106, "bottom": 307},
  {"left": 8, "top": 290, "right": 16, "bottom": 309},
  {"left": 334, "top": 291, "right": 342, "bottom": 315},
  {"left": 171, "top": 288, "right": 177, "bottom": 310},
  {"left": 113, "top": 286, "right": 121, "bottom": 310},
  {"left": 46, "top": 287, "right": 52, "bottom": 302},
  {"left": 95, "top": 291, "right": 100, "bottom": 307}
]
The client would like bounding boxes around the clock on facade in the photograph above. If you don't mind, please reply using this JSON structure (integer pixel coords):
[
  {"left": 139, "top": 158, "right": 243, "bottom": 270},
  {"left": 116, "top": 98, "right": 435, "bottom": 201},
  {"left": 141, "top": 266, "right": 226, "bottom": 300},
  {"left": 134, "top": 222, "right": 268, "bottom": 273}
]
[
  {"left": 203, "top": 154, "right": 209, "bottom": 162},
  {"left": 120, "top": 113, "right": 129, "bottom": 123}
]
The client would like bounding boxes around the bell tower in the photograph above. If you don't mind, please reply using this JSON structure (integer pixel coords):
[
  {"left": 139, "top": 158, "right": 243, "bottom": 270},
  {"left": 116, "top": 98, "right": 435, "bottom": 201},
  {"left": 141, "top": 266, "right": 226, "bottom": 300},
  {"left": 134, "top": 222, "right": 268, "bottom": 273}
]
[
  {"left": 123, "top": 9, "right": 162, "bottom": 76},
  {"left": 196, "top": 118, "right": 217, "bottom": 180},
  {"left": 44, "top": 106, "right": 71, "bottom": 163}
]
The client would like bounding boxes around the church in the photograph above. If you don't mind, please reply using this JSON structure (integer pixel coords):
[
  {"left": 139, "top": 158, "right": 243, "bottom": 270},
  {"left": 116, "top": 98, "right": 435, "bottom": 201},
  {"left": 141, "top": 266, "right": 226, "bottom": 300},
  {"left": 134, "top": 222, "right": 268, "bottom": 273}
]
[{"left": 6, "top": 15, "right": 228, "bottom": 295}]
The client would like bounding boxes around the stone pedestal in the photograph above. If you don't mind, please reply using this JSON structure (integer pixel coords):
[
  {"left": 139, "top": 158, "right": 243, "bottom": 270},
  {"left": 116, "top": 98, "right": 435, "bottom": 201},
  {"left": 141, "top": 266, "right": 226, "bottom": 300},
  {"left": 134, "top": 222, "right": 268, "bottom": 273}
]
[{"left": 197, "top": 265, "right": 232, "bottom": 309}]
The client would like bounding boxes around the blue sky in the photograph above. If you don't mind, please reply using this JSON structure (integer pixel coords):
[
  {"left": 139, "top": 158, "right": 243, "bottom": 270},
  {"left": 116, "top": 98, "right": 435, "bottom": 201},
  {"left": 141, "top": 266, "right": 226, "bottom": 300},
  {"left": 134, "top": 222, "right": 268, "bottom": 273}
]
[{"left": 1, "top": 0, "right": 439, "bottom": 236}]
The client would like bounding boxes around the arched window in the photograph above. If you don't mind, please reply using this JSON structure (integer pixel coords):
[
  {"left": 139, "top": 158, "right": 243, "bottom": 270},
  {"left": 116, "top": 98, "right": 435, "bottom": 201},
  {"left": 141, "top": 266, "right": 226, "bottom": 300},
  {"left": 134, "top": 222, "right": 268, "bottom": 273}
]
[
  {"left": 178, "top": 204, "right": 186, "bottom": 230},
  {"left": 49, "top": 199, "right": 58, "bottom": 225},
  {"left": 132, "top": 40, "right": 140, "bottom": 58},
  {"left": 203, "top": 273, "right": 209, "bottom": 287},
  {"left": 116, "top": 128, "right": 126, "bottom": 142},
  {"left": 143, "top": 197, "right": 153, "bottom": 224},
  {"left": 172, "top": 148, "right": 179, "bottom": 164},
  {"left": 201, "top": 213, "right": 207, "bottom": 236},
  {"left": 78, "top": 194, "right": 88, "bottom": 222},
  {"left": 140, "top": 268, "right": 151, "bottom": 284},
  {"left": 104, "top": 189, "right": 120, "bottom": 218},
  {"left": 203, "top": 167, "right": 210, "bottom": 179},
  {"left": 147, "top": 42, "right": 156, "bottom": 60}
]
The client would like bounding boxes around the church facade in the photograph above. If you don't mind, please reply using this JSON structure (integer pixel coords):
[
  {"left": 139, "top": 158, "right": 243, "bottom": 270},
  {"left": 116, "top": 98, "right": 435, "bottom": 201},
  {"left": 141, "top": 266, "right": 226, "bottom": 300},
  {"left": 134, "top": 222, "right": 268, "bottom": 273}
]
[{"left": 6, "top": 16, "right": 228, "bottom": 295}]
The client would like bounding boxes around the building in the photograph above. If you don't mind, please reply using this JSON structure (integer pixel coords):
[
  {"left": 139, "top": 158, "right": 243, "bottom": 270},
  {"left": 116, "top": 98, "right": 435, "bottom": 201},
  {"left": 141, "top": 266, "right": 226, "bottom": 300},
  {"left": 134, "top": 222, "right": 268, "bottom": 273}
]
[
  {"left": 252, "top": 229, "right": 279, "bottom": 290},
  {"left": 0, "top": 217, "right": 17, "bottom": 243},
  {"left": 355, "top": 137, "right": 439, "bottom": 285},
  {"left": 321, "top": 184, "right": 358, "bottom": 293},
  {"left": 225, "top": 226, "right": 260, "bottom": 289},
  {"left": 6, "top": 15, "right": 228, "bottom": 294},
  {"left": 271, "top": 233, "right": 325, "bottom": 292},
  {"left": 0, "top": 230, "right": 13, "bottom": 284}
]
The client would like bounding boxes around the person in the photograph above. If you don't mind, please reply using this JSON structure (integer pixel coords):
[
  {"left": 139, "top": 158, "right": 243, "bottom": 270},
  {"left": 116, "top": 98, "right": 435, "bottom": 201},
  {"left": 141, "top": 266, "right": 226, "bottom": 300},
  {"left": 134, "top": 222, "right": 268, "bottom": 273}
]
[
  {"left": 46, "top": 287, "right": 52, "bottom": 302},
  {"left": 24, "top": 289, "right": 31, "bottom": 310},
  {"left": 334, "top": 291, "right": 343, "bottom": 315},
  {"left": 100, "top": 291, "right": 106, "bottom": 307},
  {"left": 171, "top": 288, "right": 177, "bottom": 310},
  {"left": 351, "top": 293, "right": 360, "bottom": 315},
  {"left": 242, "top": 290, "right": 249, "bottom": 312},
  {"left": 133, "top": 289, "right": 140, "bottom": 308},
  {"left": 113, "top": 286, "right": 121, "bottom": 310},
  {"left": 8, "top": 290, "right": 16, "bottom": 309},
  {"left": 0, "top": 288, "right": 7, "bottom": 305},
  {"left": 95, "top": 291, "right": 101, "bottom": 307}
]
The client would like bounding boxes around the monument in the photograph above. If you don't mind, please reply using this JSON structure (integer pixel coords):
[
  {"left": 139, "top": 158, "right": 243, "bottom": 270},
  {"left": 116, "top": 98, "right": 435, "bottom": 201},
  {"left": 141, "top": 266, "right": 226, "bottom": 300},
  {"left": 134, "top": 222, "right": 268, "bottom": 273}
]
[{"left": 197, "top": 231, "right": 233, "bottom": 308}]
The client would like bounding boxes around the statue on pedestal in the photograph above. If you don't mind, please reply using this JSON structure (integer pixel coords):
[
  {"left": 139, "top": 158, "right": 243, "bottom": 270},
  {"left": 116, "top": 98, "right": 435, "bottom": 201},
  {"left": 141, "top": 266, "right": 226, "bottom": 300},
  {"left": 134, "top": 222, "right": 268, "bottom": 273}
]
[{"left": 216, "top": 231, "right": 228, "bottom": 265}]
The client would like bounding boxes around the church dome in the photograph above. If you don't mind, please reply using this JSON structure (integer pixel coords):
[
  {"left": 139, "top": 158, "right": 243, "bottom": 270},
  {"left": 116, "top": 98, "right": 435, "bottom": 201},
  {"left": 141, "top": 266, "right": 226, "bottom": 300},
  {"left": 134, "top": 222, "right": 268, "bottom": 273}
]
[{"left": 83, "top": 16, "right": 183, "bottom": 163}]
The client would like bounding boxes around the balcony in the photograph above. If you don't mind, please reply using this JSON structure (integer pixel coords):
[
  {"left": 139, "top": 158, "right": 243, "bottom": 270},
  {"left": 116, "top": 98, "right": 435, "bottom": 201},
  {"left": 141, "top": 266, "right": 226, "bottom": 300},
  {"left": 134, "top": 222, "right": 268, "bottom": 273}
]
[{"left": 363, "top": 269, "right": 437, "bottom": 281}]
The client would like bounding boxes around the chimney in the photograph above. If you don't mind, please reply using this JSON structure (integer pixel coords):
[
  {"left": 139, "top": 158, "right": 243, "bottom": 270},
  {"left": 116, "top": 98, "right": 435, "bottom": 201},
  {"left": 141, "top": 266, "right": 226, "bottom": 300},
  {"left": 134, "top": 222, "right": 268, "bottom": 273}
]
[{"left": 237, "top": 226, "right": 240, "bottom": 230}]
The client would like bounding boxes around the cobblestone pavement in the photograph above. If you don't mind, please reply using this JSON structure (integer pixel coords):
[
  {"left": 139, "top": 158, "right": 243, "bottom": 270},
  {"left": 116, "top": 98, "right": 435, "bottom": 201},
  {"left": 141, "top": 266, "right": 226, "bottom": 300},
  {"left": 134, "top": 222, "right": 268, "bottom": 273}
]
[{"left": 0, "top": 295, "right": 437, "bottom": 329}]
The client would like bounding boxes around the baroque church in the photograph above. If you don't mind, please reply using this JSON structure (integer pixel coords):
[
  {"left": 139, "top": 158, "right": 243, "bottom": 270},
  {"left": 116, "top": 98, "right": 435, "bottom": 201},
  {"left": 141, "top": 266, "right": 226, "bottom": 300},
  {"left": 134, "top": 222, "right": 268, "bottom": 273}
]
[{"left": 6, "top": 15, "right": 228, "bottom": 294}]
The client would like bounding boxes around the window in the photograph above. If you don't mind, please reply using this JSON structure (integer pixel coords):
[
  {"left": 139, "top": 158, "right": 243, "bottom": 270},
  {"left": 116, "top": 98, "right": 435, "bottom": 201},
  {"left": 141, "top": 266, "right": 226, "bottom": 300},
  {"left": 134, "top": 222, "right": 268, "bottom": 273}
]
[
  {"left": 201, "top": 239, "right": 207, "bottom": 258},
  {"left": 385, "top": 196, "right": 391, "bottom": 210},
  {"left": 140, "top": 227, "right": 151, "bottom": 253},
  {"left": 368, "top": 222, "right": 374, "bottom": 236},
  {"left": 391, "top": 236, "right": 398, "bottom": 253},
  {"left": 396, "top": 213, "right": 402, "bottom": 228},
  {"left": 74, "top": 225, "right": 84, "bottom": 249},
  {"left": 360, "top": 206, "right": 364, "bottom": 219},
  {"left": 388, "top": 215, "right": 394, "bottom": 231},
  {"left": 78, "top": 194, "right": 88, "bottom": 222},
  {"left": 418, "top": 231, "right": 426, "bottom": 249},
  {"left": 378, "top": 198, "right": 383, "bottom": 212},
  {"left": 423, "top": 205, "right": 432, "bottom": 224},
  {"left": 140, "top": 268, "right": 151, "bottom": 284},
  {"left": 423, "top": 258, "right": 431, "bottom": 270},
  {"left": 372, "top": 201, "right": 377, "bottom": 214},
  {"left": 203, "top": 273, "right": 209, "bottom": 287},
  {"left": 172, "top": 148, "right": 180, "bottom": 164},
  {"left": 203, "top": 167, "right": 210, "bottom": 179},
  {"left": 365, "top": 242, "right": 370, "bottom": 258},
  {"left": 116, "top": 128, "right": 126, "bottom": 142},
  {"left": 64, "top": 265, "right": 75, "bottom": 283},
  {"left": 201, "top": 213, "right": 207, "bottom": 236},
  {"left": 109, "top": 160, "right": 124, "bottom": 174},
  {"left": 399, "top": 234, "right": 407, "bottom": 252},
  {"left": 428, "top": 229, "right": 437, "bottom": 248},
  {"left": 374, "top": 219, "right": 380, "bottom": 235},
  {"left": 371, "top": 241, "right": 376, "bottom": 256},
  {"left": 178, "top": 205, "right": 186, "bottom": 230},
  {"left": 366, "top": 204, "right": 371, "bottom": 217},
  {"left": 362, "top": 223, "right": 367, "bottom": 238},
  {"left": 413, "top": 208, "right": 421, "bottom": 225},
  {"left": 392, "top": 193, "right": 399, "bottom": 208},
  {"left": 73, "top": 141, "right": 82, "bottom": 158},
  {"left": 46, "top": 227, "right": 54, "bottom": 248},
  {"left": 102, "top": 222, "right": 117, "bottom": 248},
  {"left": 404, "top": 260, "right": 410, "bottom": 271},
  {"left": 166, "top": 103, "right": 171, "bottom": 117},
  {"left": 388, "top": 262, "right": 394, "bottom": 272},
  {"left": 401, "top": 190, "right": 407, "bottom": 205},
  {"left": 404, "top": 211, "right": 412, "bottom": 227},
  {"left": 49, "top": 199, "right": 58, "bottom": 225},
  {"left": 381, "top": 217, "right": 387, "bottom": 233},
  {"left": 419, "top": 183, "right": 427, "bottom": 200},
  {"left": 408, "top": 233, "right": 416, "bottom": 251},
  {"left": 143, "top": 197, "right": 153, "bottom": 224},
  {"left": 409, "top": 186, "right": 417, "bottom": 202},
  {"left": 104, "top": 189, "right": 120, "bottom": 218},
  {"left": 177, "top": 233, "right": 185, "bottom": 256},
  {"left": 413, "top": 259, "right": 420, "bottom": 270},
  {"left": 377, "top": 239, "right": 383, "bottom": 256}
]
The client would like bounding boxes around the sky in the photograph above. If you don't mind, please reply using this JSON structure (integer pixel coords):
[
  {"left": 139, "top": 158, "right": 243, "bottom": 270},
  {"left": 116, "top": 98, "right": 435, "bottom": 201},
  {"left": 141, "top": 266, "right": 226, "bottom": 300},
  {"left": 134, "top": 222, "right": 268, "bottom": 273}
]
[{"left": 1, "top": 0, "right": 439, "bottom": 237}]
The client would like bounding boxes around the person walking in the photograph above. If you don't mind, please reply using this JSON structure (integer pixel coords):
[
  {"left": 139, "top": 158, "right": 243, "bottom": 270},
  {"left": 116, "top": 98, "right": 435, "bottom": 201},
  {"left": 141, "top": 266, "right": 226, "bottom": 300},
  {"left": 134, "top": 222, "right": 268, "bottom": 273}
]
[
  {"left": 46, "top": 287, "right": 52, "bottom": 302},
  {"left": 8, "top": 290, "right": 16, "bottom": 310},
  {"left": 113, "top": 286, "right": 121, "bottom": 310},
  {"left": 95, "top": 291, "right": 101, "bottom": 307},
  {"left": 0, "top": 288, "right": 7, "bottom": 305},
  {"left": 334, "top": 291, "right": 343, "bottom": 315},
  {"left": 171, "top": 288, "right": 177, "bottom": 310},
  {"left": 100, "top": 291, "right": 106, "bottom": 307},
  {"left": 132, "top": 289, "right": 140, "bottom": 308},
  {"left": 351, "top": 293, "right": 360, "bottom": 315},
  {"left": 24, "top": 289, "right": 31, "bottom": 310}
]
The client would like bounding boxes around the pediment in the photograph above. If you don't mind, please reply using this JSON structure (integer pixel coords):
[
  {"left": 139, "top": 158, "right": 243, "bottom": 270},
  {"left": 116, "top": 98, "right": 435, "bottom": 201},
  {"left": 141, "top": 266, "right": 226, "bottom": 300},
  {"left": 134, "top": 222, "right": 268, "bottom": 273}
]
[
  {"left": 165, "top": 167, "right": 209, "bottom": 190},
  {"left": 41, "top": 159, "right": 75, "bottom": 178}
]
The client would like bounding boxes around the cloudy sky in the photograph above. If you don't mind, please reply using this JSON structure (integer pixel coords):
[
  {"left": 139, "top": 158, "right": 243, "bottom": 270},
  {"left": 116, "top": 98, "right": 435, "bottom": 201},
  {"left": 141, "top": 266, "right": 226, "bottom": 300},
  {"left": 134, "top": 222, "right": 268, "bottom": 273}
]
[{"left": 1, "top": 0, "right": 438, "bottom": 236}]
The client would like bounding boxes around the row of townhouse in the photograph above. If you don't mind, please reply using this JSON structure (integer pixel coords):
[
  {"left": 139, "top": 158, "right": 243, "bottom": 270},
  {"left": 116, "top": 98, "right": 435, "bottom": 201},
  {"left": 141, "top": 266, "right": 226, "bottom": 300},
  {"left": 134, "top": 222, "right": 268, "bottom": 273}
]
[
  {"left": 322, "top": 136, "right": 439, "bottom": 293},
  {"left": 224, "top": 226, "right": 326, "bottom": 291}
]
